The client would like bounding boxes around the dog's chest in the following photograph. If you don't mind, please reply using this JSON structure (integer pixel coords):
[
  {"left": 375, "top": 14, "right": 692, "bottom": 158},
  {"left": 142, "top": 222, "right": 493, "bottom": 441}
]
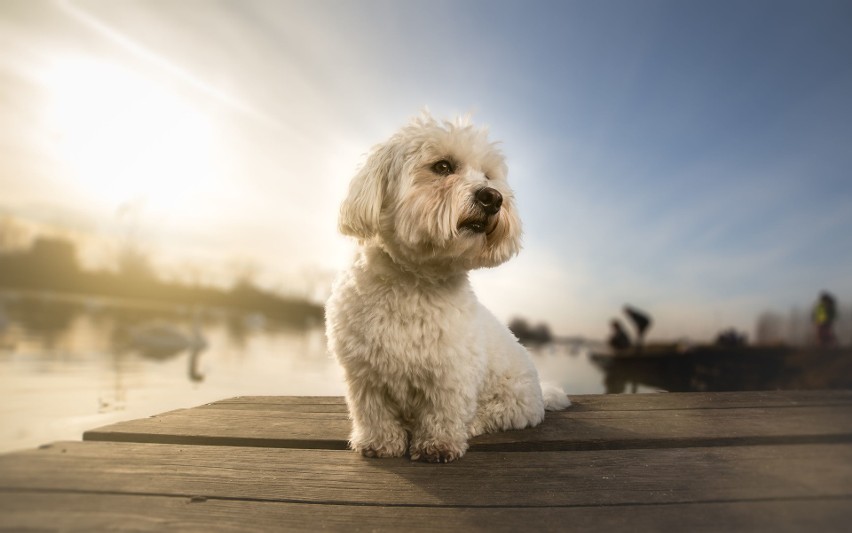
[{"left": 353, "top": 280, "right": 477, "bottom": 369}]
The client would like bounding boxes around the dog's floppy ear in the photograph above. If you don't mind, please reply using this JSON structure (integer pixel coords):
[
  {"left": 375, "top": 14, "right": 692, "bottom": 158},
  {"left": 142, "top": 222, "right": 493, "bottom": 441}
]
[{"left": 339, "top": 142, "right": 397, "bottom": 239}]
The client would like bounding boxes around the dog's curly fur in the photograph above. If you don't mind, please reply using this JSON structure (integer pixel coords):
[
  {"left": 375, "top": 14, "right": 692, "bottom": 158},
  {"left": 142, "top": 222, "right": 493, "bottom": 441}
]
[{"left": 326, "top": 113, "right": 570, "bottom": 463}]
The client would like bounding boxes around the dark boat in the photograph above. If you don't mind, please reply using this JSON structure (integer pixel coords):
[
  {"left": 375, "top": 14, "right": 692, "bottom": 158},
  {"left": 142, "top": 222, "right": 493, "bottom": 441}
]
[{"left": 590, "top": 344, "right": 852, "bottom": 393}]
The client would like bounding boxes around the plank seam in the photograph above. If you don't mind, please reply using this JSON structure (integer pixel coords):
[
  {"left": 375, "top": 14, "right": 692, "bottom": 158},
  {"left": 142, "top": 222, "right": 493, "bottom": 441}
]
[
  {"left": 470, "top": 434, "right": 852, "bottom": 452},
  {"left": 82, "top": 432, "right": 852, "bottom": 452},
  {"left": 202, "top": 401, "right": 852, "bottom": 409},
  {"left": 82, "top": 432, "right": 349, "bottom": 450},
  {"left": 1, "top": 487, "right": 850, "bottom": 509},
  {"left": 558, "top": 402, "right": 852, "bottom": 412}
]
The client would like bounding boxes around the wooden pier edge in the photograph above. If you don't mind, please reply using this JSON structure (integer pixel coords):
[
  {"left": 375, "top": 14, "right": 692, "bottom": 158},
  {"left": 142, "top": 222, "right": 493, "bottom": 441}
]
[
  {"left": 83, "top": 389, "right": 852, "bottom": 451},
  {"left": 1, "top": 390, "right": 851, "bottom": 531}
]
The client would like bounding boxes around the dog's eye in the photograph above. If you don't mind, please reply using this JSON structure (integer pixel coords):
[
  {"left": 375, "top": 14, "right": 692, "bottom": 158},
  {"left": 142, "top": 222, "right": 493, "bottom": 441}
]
[{"left": 431, "top": 160, "right": 454, "bottom": 176}]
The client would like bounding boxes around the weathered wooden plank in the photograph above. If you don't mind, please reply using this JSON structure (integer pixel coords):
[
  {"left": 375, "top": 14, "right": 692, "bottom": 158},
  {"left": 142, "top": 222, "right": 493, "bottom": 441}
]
[
  {"left": 202, "top": 390, "right": 852, "bottom": 412},
  {"left": 475, "top": 404, "right": 852, "bottom": 451},
  {"left": 85, "top": 409, "right": 350, "bottom": 449},
  {"left": 203, "top": 397, "right": 350, "bottom": 413},
  {"left": 2, "top": 441, "right": 851, "bottom": 507},
  {"left": 1, "top": 491, "right": 849, "bottom": 532},
  {"left": 84, "top": 402, "right": 852, "bottom": 451},
  {"left": 563, "top": 389, "right": 852, "bottom": 411}
]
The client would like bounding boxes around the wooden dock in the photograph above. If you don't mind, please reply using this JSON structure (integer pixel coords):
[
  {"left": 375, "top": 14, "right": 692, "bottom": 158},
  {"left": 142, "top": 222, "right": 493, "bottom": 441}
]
[{"left": 2, "top": 390, "right": 852, "bottom": 531}]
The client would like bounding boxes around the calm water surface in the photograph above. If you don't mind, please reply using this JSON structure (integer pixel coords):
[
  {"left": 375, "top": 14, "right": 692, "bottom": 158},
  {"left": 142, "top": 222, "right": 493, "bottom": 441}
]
[{"left": 0, "top": 291, "right": 632, "bottom": 453}]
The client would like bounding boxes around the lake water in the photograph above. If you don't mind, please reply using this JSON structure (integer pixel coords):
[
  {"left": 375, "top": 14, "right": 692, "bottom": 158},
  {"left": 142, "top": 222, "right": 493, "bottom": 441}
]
[{"left": 0, "top": 291, "right": 638, "bottom": 454}]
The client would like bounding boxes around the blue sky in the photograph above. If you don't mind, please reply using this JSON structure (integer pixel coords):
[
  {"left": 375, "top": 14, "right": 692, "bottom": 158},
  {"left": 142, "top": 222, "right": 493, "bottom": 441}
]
[{"left": 1, "top": 0, "right": 851, "bottom": 340}]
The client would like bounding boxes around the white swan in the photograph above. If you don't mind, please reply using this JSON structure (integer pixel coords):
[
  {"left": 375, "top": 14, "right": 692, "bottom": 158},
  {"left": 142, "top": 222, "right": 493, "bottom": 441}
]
[
  {"left": 128, "top": 319, "right": 207, "bottom": 356},
  {"left": 0, "top": 301, "right": 13, "bottom": 351}
]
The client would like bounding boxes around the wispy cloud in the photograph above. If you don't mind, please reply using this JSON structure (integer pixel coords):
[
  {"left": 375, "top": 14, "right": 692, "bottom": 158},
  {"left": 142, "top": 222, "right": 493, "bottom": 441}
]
[{"left": 56, "top": 0, "right": 274, "bottom": 127}]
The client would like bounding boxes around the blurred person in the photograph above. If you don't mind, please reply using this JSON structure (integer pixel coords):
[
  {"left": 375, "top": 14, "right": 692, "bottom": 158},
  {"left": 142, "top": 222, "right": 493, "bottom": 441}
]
[
  {"left": 812, "top": 291, "right": 837, "bottom": 346},
  {"left": 608, "top": 319, "right": 632, "bottom": 351},
  {"left": 623, "top": 305, "right": 652, "bottom": 347}
]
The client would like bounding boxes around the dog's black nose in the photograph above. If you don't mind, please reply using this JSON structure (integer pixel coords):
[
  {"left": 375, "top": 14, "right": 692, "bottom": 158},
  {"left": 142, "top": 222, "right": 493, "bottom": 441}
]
[{"left": 475, "top": 187, "right": 503, "bottom": 216}]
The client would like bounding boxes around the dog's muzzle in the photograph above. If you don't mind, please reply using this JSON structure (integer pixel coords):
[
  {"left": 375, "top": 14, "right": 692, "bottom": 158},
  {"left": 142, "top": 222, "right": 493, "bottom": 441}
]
[{"left": 460, "top": 187, "right": 503, "bottom": 234}]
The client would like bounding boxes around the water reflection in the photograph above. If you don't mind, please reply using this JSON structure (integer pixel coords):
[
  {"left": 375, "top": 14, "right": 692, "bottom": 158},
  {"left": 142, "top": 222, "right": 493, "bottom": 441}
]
[
  {"left": 0, "top": 290, "right": 612, "bottom": 453},
  {"left": 0, "top": 290, "right": 349, "bottom": 453}
]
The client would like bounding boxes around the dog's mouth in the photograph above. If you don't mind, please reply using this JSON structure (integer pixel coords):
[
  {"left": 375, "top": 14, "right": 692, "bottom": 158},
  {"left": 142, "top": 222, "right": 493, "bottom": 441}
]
[{"left": 459, "top": 217, "right": 497, "bottom": 235}]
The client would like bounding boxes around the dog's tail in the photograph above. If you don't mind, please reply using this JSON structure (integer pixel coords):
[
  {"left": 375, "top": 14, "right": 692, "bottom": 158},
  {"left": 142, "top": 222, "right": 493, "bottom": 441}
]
[{"left": 541, "top": 382, "right": 571, "bottom": 411}]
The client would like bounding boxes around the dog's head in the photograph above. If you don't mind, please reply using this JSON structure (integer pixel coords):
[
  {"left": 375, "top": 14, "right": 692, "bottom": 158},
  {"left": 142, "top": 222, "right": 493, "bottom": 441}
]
[{"left": 339, "top": 113, "right": 522, "bottom": 272}]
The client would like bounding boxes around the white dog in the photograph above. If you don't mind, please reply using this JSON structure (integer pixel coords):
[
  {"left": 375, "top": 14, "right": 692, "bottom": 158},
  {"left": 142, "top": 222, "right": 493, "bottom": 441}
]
[{"left": 326, "top": 113, "right": 570, "bottom": 463}]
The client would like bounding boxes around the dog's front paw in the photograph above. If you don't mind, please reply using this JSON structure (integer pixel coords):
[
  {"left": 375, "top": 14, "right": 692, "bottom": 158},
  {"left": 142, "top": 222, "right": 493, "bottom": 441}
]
[
  {"left": 409, "top": 440, "right": 467, "bottom": 463},
  {"left": 357, "top": 442, "right": 406, "bottom": 458},
  {"left": 351, "top": 427, "right": 408, "bottom": 458}
]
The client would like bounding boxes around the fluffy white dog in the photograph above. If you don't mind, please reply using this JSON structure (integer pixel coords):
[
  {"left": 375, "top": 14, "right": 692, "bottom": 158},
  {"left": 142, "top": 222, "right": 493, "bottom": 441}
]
[{"left": 326, "top": 113, "right": 570, "bottom": 463}]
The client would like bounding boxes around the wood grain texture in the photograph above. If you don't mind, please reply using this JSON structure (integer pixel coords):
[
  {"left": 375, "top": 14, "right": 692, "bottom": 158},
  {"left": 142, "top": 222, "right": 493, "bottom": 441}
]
[
  {"left": 2, "top": 491, "right": 849, "bottom": 532},
  {"left": 2, "top": 441, "right": 851, "bottom": 507},
  {"left": 5, "top": 391, "right": 852, "bottom": 531},
  {"left": 202, "top": 390, "right": 852, "bottom": 411},
  {"left": 84, "top": 391, "right": 852, "bottom": 451}
]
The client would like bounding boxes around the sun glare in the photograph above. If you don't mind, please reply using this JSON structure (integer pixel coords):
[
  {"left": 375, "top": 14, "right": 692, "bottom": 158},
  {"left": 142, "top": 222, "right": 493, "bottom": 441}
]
[{"left": 42, "top": 57, "right": 218, "bottom": 212}]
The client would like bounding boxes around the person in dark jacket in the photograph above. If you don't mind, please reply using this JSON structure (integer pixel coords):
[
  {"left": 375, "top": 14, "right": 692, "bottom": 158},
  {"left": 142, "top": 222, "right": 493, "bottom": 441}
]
[
  {"left": 608, "top": 319, "right": 632, "bottom": 351},
  {"left": 623, "top": 305, "right": 652, "bottom": 348}
]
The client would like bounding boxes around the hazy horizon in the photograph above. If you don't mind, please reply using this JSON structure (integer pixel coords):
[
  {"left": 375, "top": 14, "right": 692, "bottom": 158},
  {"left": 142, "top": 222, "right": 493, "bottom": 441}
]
[{"left": 2, "top": 0, "right": 851, "bottom": 341}]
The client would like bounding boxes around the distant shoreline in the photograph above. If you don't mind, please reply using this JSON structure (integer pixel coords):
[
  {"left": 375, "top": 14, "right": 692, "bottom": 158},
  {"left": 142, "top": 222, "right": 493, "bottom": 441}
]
[
  {"left": 0, "top": 287, "right": 324, "bottom": 326},
  {"left": 0, "top": 236, "right": 324, "bottom": 325}
]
